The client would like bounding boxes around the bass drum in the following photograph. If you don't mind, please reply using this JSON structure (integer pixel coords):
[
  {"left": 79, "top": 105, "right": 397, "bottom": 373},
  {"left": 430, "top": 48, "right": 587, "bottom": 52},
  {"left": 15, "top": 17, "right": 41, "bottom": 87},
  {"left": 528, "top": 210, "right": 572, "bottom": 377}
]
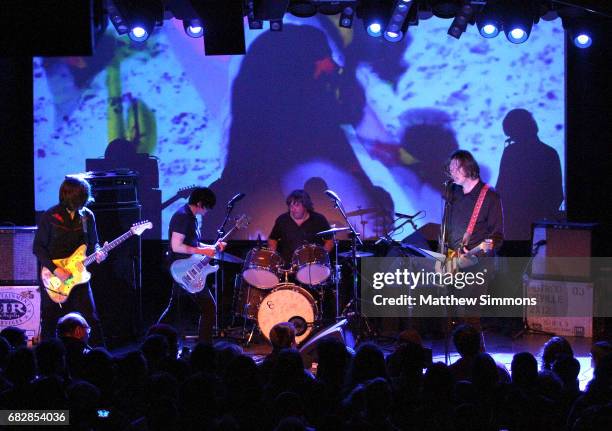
[{"left": 257, "top": 283, "right": 317, "bottom": 345}]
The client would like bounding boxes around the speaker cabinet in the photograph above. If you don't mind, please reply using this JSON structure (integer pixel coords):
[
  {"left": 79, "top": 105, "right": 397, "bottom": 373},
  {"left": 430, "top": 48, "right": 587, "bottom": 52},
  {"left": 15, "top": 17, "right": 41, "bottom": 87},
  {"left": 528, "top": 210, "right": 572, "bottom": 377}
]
[
  {"left": 0, "top": 227, "right": 38, "bottom": 285},
  {"left": 299, "top": 318, "right": 353, "bottom": 369},
  {"left": 531, "top": 221, "right": 597, "bottom": 280},
  {"left": 89, "top": 204, "right": 143, "bottom": 345}
]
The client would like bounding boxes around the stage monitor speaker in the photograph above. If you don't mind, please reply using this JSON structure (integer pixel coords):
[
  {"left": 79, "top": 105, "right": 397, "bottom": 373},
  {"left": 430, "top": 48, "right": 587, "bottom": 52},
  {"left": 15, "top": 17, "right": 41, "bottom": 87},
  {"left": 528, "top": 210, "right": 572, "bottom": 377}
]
[
  {"left": 299, "top": 318, "right": 354, "bottom": 369},
  {"left": 0, "top": 286, "right": 41, "bottom": 345},
  {"left": 531, "top": 221, "right": 597, "bottom": 280},
  {"left": 89, "top": 204, "right": 143, "bottom": 345},
  {"left": 0, "top": 227, "right": 38, "bottom": 285}
]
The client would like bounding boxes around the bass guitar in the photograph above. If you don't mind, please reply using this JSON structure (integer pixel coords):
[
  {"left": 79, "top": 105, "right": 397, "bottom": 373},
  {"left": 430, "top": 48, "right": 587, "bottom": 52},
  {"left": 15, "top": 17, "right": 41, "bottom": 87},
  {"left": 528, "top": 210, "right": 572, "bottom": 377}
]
[
  {"left": 170, "top": 214, "right": 249, "bottom": 293},
  {"left": 41, "top": 221, "right": 153, "bottom": 303}
]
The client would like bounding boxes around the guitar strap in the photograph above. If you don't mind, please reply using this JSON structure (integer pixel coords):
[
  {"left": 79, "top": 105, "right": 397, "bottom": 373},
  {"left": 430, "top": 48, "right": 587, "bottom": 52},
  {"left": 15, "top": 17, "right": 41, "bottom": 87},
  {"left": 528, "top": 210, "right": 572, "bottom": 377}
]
[{"left": 461, "top": 183, "right": 490, "bottom": 248}]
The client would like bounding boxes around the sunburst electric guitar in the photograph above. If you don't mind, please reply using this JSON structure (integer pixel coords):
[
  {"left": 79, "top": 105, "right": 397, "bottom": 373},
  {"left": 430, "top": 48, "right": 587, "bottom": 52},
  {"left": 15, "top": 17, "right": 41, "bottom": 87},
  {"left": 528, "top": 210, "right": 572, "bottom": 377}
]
[
  {"left": 41, "top": 221, "right": 153, "bottom": 303},
  {"left": 170, "top": 214, "right": 249, "bottom": 293}
]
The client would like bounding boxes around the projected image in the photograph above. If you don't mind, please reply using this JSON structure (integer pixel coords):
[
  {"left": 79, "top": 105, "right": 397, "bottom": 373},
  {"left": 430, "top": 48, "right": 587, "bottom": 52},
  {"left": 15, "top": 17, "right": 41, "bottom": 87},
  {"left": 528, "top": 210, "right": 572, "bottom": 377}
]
[{"left": 34, "top": 16, "right": 565, "bottom": 241}]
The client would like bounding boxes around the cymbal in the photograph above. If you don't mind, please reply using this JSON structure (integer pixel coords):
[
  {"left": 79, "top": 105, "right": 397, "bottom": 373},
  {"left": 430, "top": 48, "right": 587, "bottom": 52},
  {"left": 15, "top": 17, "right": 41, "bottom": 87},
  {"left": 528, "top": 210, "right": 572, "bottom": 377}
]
[
  {"left": 338, "top": 250, "right": 374, "bottom": 258},
  {"left": 213, "top": 251, "right": 244, "bottom": 264},
  {"left": 346, "top": 208, "right": 379, "bottom": 217},
  {"left": 316, "top": 226, "right": 351, "bottom": 236}
]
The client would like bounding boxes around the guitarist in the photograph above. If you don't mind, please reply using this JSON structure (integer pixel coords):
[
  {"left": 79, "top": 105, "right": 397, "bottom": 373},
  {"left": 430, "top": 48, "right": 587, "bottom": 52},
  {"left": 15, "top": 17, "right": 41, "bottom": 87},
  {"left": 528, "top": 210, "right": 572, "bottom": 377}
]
[
  {"left": 33, "top": 177, "right": 107, "bottom": 345},
  {"left": 157, "top": 187, "right": 225, "bottom": 343},
  {"left": 443, "top": 150, "right": 504, "bottom": 329}
]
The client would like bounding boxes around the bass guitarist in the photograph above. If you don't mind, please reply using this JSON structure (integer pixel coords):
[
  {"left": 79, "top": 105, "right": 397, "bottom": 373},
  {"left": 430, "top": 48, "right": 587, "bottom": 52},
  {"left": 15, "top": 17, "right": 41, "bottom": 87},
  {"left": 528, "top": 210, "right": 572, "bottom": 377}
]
[
  {"left": 157, "top": 187, "right": 225, "bottom": 343},
  {"left": 442, "top": 150, "right": 504, "bottom": 329},
  {"left": 33, "top": 176, "right": 107, "bottom": 346}
]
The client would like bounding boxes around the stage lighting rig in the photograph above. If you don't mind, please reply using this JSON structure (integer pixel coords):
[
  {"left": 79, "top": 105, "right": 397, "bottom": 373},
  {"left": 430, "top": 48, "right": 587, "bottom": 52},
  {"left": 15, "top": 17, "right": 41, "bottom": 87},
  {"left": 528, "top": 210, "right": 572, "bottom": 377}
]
[
  {"left": 385, "top": 0, "right": 415, "bottom": 42},
  {"left": 447, "top": 0, "right": 475, "bottom": 39},
  {"left": 108, "top": 0, "right": 164, "bottom": 42},
  {"left": 502, "top": 0, "right": 538, "bottom": 44}
]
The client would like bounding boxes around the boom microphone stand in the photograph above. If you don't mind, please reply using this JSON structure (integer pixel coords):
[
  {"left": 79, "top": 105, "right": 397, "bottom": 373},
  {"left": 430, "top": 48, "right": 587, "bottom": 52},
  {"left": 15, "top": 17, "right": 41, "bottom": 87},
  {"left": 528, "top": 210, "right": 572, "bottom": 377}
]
[{"left": 214, "top": 192, "right": 244, "bottom": 336}]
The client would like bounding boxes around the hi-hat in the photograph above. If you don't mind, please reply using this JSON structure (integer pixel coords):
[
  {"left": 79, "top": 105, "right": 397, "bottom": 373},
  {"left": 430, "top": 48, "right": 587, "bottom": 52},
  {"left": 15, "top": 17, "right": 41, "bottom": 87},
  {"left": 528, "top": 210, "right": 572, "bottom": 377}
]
[
  {"left": 338, "top": 250, "right": 374, "bottom": 258},
  {"left": 316, "top": 226, "right": 351, "bottom": 236},
  {"left": 346, "top": 208, "right": 379, "bottom": 217},
  {"left": 213, "top": 251, "right": 243, "bottom": 264}
]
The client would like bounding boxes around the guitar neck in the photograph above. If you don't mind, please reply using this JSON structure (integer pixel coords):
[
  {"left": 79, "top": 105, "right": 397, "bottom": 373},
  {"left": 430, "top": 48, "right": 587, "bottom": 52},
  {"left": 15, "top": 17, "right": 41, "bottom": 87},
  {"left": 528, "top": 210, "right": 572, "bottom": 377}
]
[
  {"left": 161, "top": 195, "right": 181, "bottom": 211},
  {"left": 83, "top": 230, "right": 135, "bottom": 266}
]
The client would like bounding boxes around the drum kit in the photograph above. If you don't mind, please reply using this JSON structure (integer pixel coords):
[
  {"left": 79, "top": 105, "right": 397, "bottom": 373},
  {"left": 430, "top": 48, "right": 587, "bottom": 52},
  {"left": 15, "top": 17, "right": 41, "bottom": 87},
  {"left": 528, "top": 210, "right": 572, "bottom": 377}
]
[{"left": 233, "top": 241, "right": 335, "bottom": 345}]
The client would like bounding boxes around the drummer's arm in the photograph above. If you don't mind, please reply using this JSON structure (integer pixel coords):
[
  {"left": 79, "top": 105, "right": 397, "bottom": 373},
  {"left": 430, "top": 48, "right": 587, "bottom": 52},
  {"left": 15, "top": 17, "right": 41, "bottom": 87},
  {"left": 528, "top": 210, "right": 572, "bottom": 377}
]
[
  {"left": 267, "top": 238, "right": 278, "bottom": 251},
  {"left": 323, "top": 239, "right": 334, "bottom": 253}
]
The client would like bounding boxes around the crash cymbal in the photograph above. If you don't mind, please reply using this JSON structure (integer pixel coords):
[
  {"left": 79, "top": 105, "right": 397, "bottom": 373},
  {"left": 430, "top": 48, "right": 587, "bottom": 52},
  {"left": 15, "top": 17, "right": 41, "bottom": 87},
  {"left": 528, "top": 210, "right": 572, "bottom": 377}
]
[
  {"left": 316, "top": 226, "right": 351, "bottom": 236},
  {"left": 213, "top": 251, "right": 244, "bottom": 264},
  {"left": 338, "top": 250, "right": 375, "bottom": 258},
  {"left": 346, "top": 208, "right": 379, "bottom": 217}
]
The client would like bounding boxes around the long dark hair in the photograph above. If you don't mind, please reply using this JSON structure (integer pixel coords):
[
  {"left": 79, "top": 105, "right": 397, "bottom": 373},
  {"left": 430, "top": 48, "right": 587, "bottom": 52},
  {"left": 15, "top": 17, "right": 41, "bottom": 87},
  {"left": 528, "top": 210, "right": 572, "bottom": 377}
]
[
  {"left": 60, "top": 176, "right": 93, "bottom": 210},
  {"left": 445, "top": 150, "right": 480, "bottom": 180},
  {"left": 285, "top": 189, "right": 314, "bottom": 212}
]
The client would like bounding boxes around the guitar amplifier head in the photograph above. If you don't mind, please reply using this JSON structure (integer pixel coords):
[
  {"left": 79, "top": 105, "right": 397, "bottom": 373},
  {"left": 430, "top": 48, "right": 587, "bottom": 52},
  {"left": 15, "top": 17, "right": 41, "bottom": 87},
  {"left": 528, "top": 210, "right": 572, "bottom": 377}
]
[{"left": 0, "top": 227, "right": 39, "bottom": 285}]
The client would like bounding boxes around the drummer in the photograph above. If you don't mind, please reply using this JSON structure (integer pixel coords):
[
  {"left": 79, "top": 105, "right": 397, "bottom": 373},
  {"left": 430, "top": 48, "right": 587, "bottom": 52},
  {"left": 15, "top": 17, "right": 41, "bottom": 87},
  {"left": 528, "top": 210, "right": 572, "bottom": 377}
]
[{"left": 268, "top": 189, "right": 334, "bottom": 267}]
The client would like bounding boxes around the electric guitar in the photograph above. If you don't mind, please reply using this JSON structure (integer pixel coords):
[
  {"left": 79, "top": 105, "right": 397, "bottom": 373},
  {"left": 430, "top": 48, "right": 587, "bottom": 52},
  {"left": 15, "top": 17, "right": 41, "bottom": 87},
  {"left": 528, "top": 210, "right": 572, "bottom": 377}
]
[
  {"left": 170, "top": 214, "right": 249, "bottom": 293},
  {"left": 433, "top": 239, "right": 494, "bottom": 274},
  {"left": 41, "top": 221, "right": 153, "bottom": 303},
  {"left": 161, "top": 185, "right": 197, "bottom": 210}
]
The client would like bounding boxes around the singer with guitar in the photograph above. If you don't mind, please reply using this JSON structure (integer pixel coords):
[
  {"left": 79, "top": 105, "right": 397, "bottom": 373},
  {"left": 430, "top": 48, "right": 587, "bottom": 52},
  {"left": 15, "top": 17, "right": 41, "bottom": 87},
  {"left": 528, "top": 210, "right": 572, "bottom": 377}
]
[
  {"left": 442, "top": 150, "right": 504, "bottom": 329},
  {"left": 157, "top": 187, "right": 226, "bottom": 343},
  {"left": 33, "top": 176, "right": 108, "bottom": 345}
]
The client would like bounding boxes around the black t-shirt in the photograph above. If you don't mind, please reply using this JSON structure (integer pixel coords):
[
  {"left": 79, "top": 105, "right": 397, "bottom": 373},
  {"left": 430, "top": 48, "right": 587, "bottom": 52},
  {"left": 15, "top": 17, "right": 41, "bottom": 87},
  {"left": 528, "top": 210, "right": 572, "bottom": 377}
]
[
  {"left": 447, "top": 181, "right": 504, "bottom": 252},
  {"left": 167, "top": 204, "right": 200, "bottom": 263},
  {"left": 269, "top": 211, "right": 331, "bottom": 265},
  {"left": 33, "top": 204, "right": 99, "bottom": 272}
]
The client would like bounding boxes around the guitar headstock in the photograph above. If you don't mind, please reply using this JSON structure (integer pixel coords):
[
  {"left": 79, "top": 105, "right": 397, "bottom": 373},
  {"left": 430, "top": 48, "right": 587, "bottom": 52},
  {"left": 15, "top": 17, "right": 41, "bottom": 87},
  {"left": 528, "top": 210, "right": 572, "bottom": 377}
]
[
  {"left": 234, "top": 214, "right": 250, "bottom": 230},
  {"left": 177, "top": 185, "right": 197, "bottom": 200},
  {"left": 131, "top": 220, "right": 153, "bottom": 236}
]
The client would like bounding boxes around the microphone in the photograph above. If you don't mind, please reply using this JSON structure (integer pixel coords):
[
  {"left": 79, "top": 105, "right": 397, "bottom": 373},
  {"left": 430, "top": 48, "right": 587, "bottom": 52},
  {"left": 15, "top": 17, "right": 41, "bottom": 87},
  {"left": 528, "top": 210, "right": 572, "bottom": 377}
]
[
  {"left": 324, "top": 189, "right": 341, "bottom": 203},
  {"left": 227, "top": 192, "right": 245, "bottom": 207},
  {"left": 395, "top": 211, "right": 422, "bottom": 220}
]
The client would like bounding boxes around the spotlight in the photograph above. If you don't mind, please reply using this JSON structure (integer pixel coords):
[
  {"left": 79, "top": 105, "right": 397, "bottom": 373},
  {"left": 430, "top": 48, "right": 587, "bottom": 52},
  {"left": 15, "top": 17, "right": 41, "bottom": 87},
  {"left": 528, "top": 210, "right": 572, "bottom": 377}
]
[
  {"left": 245, "top": 0, "right": 263, "bottom": 29},
  {"left": 367, "top": 22, "right": 383, "bottom": 37},
  {"left": 384, "top": 0, "right": 413, "bottom": 42},
  {"left": 110, "top": 0, "right": 164, "bottom": 43},
  {"left": 129, "top": 25, "right": 149, "bottom": 42},
  {"left": 358, "top": 0, "right": 393, "bottom": 38},
  {"left": 507, "top": 27, "right": 528, "bottom": 43},
  {"left": 339, "top": 6, "right": 355, "bottom": 28},
  {"left": 183, "top": 19, "right": 203, "bottom": 38},
  {"left": 288, "top": 1, "right": 317, "bottom": 18},
  {"left": 503, "top": 0, "right": 536, "bottom": 44},
  {"left": 448, "top": 1, "right": 475, "bottom": 39},
  {"left": 573, "top": 33, "right": 592, "bottom": 48},
  {"left": 270, "top": 19, "right": 283, "bottom": 31},
  {"left": 384, "top": 30, "right": 403, "bottom": 41},
  {"left": 476, "top": 0, "right": 501, "bottom": 38}
]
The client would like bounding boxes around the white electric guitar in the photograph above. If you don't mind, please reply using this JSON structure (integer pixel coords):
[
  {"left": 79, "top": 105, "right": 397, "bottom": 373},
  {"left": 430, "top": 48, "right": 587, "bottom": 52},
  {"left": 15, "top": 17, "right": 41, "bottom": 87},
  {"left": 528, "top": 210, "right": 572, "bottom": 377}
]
[
  {"left": 170, "top": 214, "right": 249, "bottom": 293},
  {"left": 41, "top": 221, "right": 153, "bottom": 303}
]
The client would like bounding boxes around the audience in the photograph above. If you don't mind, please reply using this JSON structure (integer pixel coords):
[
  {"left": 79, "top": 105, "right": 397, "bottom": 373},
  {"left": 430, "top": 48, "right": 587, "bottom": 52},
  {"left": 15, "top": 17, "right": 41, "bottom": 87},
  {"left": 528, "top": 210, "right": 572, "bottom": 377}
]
[{"left": 1, "top": 316, "right": 609, "bottom": 431}]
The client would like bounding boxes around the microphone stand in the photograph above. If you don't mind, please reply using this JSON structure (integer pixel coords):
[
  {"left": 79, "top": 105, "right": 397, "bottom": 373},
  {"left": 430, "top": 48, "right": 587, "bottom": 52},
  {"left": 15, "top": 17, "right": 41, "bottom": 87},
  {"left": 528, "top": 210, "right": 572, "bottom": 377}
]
[
  {"left": 213, "top": 202, "right": 237, "bottom": 337},
  {"left": 440, "top": 182, "right": 453, "bottom": 364}
]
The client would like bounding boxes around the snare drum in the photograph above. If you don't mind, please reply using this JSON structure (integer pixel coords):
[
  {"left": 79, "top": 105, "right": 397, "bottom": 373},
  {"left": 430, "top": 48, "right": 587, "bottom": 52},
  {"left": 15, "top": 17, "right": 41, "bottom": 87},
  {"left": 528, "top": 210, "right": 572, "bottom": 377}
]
[
  {"left": 242, "top": 247, "right": 283, "bottom": 289},
  {"left": 292, "top": 244, "right": 331, "bottom": 285},
  {"left": 257, "top": 283, "right": 317, "bottom": 344}
]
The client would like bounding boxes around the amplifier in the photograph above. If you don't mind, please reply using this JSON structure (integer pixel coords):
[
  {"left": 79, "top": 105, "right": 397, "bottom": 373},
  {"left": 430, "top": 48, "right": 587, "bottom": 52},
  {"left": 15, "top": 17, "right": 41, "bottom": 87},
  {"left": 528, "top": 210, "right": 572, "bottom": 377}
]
[
  {"left": 0, "top": 227, "right": 38, "bottom": 284},
  {"left": 531, "top": 221, "right": 597, "bottom": 280},
  {"left": 69, "top": 171, "right": 139, "bottom": 205},
  {"left": 0, "top": 286, "right": 41, "bottom": 345}
]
